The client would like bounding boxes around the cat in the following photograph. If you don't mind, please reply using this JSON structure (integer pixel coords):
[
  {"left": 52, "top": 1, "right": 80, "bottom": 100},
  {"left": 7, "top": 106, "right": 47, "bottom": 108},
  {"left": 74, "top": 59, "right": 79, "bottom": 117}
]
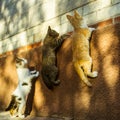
[
  {"left": 5, "top": 57, "right": 39, "bottom": 118},
  {"left": 66, "top": 10, "right": 98, "bottom": 87},
  {"left": 41, "top": 26, "right": 69, "bottom": 89}
]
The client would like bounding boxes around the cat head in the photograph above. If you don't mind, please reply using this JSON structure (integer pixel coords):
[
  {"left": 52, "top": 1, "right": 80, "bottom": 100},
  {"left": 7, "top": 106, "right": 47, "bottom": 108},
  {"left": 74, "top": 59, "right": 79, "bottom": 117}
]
[
  {"left": 47, "top": 26, "right": 59, "bottom": 38},
  {"left": 15, "top": 57, "right": 28, "bottom": 68},
  {"left": 44, "top": 26, "right": 59, "bottom": 45},
  {"left": 66, "top": 10, "right": 87, "bottom": 29}
]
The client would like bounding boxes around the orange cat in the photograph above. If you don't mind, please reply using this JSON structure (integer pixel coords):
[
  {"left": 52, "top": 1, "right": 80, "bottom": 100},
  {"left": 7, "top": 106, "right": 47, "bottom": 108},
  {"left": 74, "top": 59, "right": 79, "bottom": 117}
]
[{"left": 66, "top": 11, "right": 98, "bottom": 87}]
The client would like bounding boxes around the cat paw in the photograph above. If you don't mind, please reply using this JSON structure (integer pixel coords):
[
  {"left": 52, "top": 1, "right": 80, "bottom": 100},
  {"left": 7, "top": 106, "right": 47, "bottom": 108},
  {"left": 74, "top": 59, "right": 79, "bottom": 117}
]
[
  {"left": 92, "top": 71, "right": 98, "bottom": 77},
  {"left": 86, "top": 81, "right": 92, "bottom": 87},
  {"left": 35, "top": 71, "right": 39, "bottom": 77},
  {"left": 89, "top": 27, "right": 96, "bottom": 32},
  {"left": 10, "top": 115, "right": 17, "bottom": 118},
  {"left": 52, "top": 79, "right": 60, "bottom": 85},
  {"left": 84, "top": 80, "right": 92, "bottom": 87},
  {"left": 61, "top": 34, "right": 70, "bottom": 39},
  {"left": 87, "top": 83, "right": 92, "bottom": 87},
  {"left": 18, "top": 114, "right": 25, "bottom": 119}
]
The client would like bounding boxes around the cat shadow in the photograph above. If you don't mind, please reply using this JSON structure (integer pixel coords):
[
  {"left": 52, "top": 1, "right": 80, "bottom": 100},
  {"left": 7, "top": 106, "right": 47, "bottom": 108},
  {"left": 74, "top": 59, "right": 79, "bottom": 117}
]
[{"left": 24, "top": 77, "right": 38, "bottom": 117}]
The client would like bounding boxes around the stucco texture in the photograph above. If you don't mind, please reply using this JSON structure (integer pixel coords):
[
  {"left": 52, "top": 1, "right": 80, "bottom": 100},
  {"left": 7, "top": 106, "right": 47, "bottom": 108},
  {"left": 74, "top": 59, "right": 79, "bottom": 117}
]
[{"left": 0, "top": 23, "right": 120, "bottom": 120}]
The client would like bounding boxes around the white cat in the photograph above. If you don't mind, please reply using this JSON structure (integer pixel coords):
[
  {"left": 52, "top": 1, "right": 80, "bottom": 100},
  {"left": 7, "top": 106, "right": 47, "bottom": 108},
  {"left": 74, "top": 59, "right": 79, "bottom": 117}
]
[{"left": 5, "top": 57, "right": 39, "bottom": 118}]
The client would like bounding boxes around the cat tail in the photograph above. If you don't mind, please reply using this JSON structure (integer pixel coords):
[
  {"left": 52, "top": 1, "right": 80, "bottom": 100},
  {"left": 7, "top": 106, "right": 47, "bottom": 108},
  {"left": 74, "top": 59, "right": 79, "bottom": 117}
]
[
  {"left": 41, "top": 70, "right": 54, "bottom": 90},
  {"left": 5, "top": 95, "right": 16, "bottom": 111}
]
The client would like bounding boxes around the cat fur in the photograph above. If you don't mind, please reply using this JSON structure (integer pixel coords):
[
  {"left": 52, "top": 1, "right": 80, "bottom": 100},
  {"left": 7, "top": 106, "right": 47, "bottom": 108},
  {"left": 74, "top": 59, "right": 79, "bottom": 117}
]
[
  {"left": 66, "top": 10, "right": 98, "bottom": 87},
  {"left": 5, "top": 57, "right": 39, "bottom": 118},
  {"left": 41, "top": 26, "right": 69, "bottom": 89}
]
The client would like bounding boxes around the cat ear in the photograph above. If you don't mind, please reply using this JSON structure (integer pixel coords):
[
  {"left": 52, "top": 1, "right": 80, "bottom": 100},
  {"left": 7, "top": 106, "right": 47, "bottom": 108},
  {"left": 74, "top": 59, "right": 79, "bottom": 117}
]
[
  {"left": 48, "top": 26, "right": 51, "bottom": 30},
  {"left": 47, "top": 26, "right": 51, "bottom": 33},
  {"left": 74, "top": 10, "right": 81, "bottom": 19},
  {"left": 74, "top": 10, "right": 79, "bottom": 16},
  {"left": 66, "top": 15, "right": 72, "bottom": 21}
]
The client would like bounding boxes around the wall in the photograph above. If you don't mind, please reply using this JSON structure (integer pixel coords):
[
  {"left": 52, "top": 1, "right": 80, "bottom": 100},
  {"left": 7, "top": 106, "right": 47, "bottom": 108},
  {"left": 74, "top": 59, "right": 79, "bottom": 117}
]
[
  {"left": 0, "top": 0, "right": 120, "bottom": 119},
  {"left": 0, "top": 0, "right": 120, "bottom": 55},
  {"left": 0, "top": 22, "right": 120, "bottom": 120}
]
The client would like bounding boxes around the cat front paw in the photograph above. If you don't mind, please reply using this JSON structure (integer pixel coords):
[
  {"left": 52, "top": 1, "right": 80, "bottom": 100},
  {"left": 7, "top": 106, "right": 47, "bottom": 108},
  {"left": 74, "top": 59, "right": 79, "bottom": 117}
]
[{"left": 61, "top": 34, "right": 70, "bottom": 40}]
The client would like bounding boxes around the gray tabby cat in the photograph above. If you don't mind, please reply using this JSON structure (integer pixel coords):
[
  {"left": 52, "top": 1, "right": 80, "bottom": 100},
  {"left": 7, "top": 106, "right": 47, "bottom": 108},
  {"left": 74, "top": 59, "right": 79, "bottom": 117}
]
[{"left": 41, "top": 26, "right": 69, "bottom": 89}]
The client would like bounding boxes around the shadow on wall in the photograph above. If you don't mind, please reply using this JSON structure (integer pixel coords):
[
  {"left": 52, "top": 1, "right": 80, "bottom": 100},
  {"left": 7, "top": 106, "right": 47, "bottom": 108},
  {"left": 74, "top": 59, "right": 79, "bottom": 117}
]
[
  {"left": 0, "top": 55, "right": 17, "bottom": 109},
  {"left": 0, "top": 0, "right": 71, "bottom": 54},
  {"left": 0, "top": 0, "right": 72, "bottom": 38},
  {"left": 0, "top": 50, "right": 30, "bottom": 109},
  {"left": 0, "top": 1, "right": 120, "bottom": 119},
  {"left": 0, "top": 23, "right": 120, "bottom": 119},
  {"left": 26, "top": 23, "right": 119, "bottom": 119},
  {"left": 86, "top": 23, "right": 120, "bottom": 120},
  {"left": 0, "top": 0, "right": 86, "bottom": 39},
  {"left": 0, "top": 0, "right": 102, "bottom": 53}
]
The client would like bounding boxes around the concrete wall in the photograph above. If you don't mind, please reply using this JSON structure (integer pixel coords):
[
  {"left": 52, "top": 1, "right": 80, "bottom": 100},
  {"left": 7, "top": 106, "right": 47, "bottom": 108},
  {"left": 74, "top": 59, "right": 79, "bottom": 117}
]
[
  {"left": 0, "top": 0, "right": 120, "bottom": 119},
  {"left": 0, "top": 22, "right": 120, "bottom": 119},
  {"left": 0, "top": 0, "right": 120, "bottom": 54}
]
